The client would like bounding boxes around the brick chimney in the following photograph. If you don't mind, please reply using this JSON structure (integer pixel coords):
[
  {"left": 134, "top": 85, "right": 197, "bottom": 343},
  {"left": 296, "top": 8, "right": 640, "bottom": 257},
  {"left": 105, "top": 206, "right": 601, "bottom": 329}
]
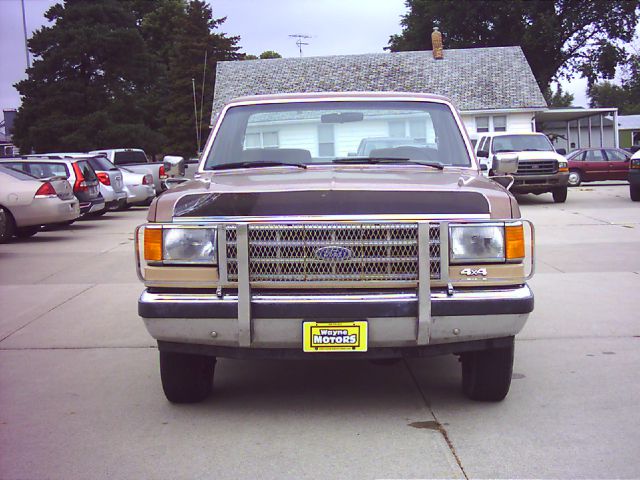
[{"left": 432, "top": 27, "right": 443, "bottom": 60}]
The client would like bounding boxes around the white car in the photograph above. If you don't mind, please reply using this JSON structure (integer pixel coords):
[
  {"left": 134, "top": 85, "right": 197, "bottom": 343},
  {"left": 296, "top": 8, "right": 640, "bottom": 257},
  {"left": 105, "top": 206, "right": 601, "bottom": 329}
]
[{"left": 119, "top": 167, "right": 155, "bottom": 207}]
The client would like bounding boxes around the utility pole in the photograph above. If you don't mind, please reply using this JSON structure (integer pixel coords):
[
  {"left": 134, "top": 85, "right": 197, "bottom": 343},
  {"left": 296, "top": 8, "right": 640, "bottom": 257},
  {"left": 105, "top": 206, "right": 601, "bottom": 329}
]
[
  {"left": 288, "top": 34, "right": 311, "bottom": 57},
  {"left": 21, "top": 0, "right": 31, "bottom": 68}
]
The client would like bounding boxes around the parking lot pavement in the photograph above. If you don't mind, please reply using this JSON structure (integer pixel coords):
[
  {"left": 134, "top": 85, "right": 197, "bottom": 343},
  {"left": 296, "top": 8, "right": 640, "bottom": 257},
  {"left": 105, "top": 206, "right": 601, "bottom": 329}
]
[{"left": 1, "top": 185, "right": 639, "bottom": 479}]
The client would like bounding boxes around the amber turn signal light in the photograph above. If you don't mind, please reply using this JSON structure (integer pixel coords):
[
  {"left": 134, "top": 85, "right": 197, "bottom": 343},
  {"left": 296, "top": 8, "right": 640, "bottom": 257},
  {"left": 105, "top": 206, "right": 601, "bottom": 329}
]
[
  {"left": 505, "top": 224, "right": 525, "bottom": 260},
  {"left": 144, "top": 227, "right": 163, "bottom": 262}
]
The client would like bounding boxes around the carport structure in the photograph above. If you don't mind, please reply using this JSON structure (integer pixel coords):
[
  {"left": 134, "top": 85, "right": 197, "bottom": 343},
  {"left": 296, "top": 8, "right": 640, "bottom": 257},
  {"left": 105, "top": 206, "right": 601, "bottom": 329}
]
[{"left": 536, "top": 107, "right": 619, "bottom": 153}]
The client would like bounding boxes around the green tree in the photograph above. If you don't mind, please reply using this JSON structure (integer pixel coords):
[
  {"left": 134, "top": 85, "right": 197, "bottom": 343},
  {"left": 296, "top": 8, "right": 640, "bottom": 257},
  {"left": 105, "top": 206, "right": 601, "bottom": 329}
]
[
  {"left": 545, "top": 85, "right": 574, "bottom": 108},
  {"left": 589, "top": 52, "right": 640, "bottom": 114},
  {"left": 259, "top": 50, "right": 282, "bottom": 59},
  {"left": 13, "top": 0, "right": 164, "bottom": 154},
  {"left": 161, "top": 0, "right": 242, "bottom": 158},
  {"left": 387, "top": 0, "right": 640, "bottom": 92}
]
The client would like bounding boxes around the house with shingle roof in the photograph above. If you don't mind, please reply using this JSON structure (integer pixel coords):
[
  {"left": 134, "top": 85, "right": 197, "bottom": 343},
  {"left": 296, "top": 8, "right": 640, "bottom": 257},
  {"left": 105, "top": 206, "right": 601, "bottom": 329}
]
[
  {"left": 212, "top": 39, "right": 620, "bottom": 153},
  {"left": 213, "top": 45, "right": 547, "bottom": 146}
]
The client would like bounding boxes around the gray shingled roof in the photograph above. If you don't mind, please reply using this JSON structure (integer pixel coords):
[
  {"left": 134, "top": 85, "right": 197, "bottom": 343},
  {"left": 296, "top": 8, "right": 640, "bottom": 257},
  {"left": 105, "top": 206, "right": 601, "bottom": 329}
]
[{"left": 212, "top": 46, "right": 547, "bottom": 116}]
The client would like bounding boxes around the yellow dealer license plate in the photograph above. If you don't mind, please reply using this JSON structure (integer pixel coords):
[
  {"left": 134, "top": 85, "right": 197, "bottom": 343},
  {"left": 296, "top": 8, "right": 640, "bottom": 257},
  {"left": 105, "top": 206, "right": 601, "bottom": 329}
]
[{"left": 303, "top": 321, "right": 368, "bottom": 352}]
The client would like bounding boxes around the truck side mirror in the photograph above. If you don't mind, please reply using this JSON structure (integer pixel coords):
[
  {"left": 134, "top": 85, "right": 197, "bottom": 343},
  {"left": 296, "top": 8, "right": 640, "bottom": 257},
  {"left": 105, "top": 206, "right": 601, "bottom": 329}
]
[
  {"left": 492, "top": 153, "right": 518, "bottom": 175},
  {"left": 476, "top": 150, "right": 489, "bottom": 158},
  {"left": 163, "top": 155, "right": 185, "bottom": 178},
  {"left": 556, "top": 148, "right": 566, "bottom": 155}
]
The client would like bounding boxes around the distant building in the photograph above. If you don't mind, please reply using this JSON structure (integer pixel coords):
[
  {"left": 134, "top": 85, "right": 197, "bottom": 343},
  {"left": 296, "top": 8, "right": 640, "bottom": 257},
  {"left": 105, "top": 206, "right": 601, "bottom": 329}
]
[
  {"left": 1, "top": 109, "right": 18, "bottom": 157},
  {"left": 617, "top": 115, "right": 640, "bottom": 149}
]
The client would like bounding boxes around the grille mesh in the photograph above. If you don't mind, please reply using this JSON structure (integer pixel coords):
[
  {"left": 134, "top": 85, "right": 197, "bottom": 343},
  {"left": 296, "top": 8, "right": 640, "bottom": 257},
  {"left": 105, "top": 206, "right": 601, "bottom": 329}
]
[
  {"left": 225, "top": 223, "right": 440, "bottom": 283},
  {"left": 516, "top": 160, "right": 558, "bottom": 175}
]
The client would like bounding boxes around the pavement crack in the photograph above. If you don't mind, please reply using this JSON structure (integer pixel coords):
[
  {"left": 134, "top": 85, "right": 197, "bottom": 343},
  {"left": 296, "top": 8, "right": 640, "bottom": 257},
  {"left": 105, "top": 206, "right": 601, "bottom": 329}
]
[
  {"left": 0, "top": 284, "right": 96, "bottom": 343},
  {"left": 403, "top": 358, "right": 469, "bottom": 480}
]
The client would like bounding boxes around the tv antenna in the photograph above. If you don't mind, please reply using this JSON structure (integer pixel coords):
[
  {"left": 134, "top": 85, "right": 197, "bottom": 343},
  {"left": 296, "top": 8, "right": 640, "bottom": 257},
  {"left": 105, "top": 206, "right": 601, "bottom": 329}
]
[{"left": 289, "top": 34, "right": 311, "bottom": 57}]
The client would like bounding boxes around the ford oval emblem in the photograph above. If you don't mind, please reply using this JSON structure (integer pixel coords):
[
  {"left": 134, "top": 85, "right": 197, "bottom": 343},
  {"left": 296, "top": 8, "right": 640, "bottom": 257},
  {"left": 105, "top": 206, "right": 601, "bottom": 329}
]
[{"left": 315, "top": 246, "right": 353, "bottom": 261}]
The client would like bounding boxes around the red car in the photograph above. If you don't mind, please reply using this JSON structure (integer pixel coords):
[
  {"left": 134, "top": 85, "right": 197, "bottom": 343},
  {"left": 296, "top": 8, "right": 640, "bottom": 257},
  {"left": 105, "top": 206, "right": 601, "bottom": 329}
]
[{"left": 566, "top": 148, "right": 631, "bottom": 186}]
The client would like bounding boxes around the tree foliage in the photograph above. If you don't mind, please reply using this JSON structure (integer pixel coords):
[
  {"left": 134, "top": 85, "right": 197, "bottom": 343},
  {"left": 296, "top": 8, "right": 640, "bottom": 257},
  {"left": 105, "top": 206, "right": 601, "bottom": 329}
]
[
  {"left": 588, "top": 54, "right": 640, "bottom": 114},
  {"left": 13, "top": 0, "right": 242, "bottom": 157},
  {"left": 388, "top": 0, "right": 640, "bottom": 92},
  {"left": 545, "top": 85, "right": 574, "bottom": 108},
  {"left": 259, "top": 50, "right": 282, "bottom": 59}
]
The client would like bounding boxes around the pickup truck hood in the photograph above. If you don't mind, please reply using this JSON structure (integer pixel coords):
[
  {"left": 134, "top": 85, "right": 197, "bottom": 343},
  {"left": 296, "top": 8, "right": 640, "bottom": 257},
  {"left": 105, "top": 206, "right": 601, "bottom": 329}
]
[
  {"left": 511, "top": 151, "right": 565, "bottom": 162},
  {"left": 150, "top": 165, "right": 517, "bottom": 222}
]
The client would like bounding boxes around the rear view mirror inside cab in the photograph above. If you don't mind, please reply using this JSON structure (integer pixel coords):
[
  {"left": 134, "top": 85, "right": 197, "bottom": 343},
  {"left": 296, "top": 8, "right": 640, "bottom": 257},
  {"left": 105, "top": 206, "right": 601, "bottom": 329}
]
[{"left": 320, "top": 112, "right": 364, "bottom": 123}]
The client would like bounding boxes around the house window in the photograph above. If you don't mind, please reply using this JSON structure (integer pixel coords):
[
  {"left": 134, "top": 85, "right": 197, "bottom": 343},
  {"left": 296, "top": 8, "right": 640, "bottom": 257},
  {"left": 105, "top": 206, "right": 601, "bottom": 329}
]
[
  {"left": 318, "top": 124, "right": 335, "bottom": 156},
  {"left": 244, "top": 131, "right": 279, "bottom": 149},
  {"left": 633, "top": 131, "right": 640, "bottom": 146},
  {"left": 493, "top": 115, "right": 507, "bottom": 132},
  {"left": 475, "top": 116, "right": 489, "bottom": 133}
]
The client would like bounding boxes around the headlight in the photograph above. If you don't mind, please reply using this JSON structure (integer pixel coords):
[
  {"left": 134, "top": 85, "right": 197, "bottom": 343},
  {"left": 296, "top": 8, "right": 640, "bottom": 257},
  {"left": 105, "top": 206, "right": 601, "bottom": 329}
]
[
  {"left": 450, "top": 224, "right": 505, "bottom": 264},
  {"left": 162, "top": 227, "right": 217, "bottom": 264}
]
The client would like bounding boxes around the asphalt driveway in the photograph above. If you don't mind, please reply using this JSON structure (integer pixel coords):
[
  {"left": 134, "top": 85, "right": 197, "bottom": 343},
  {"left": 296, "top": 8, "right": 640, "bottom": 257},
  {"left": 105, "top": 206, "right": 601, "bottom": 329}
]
[{"left": 1, "top": 185, "right": 639, "bottom": 479}]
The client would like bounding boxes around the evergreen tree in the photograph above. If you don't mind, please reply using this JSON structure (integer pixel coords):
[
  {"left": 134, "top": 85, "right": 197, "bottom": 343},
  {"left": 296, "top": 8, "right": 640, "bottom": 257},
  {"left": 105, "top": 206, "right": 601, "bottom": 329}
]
[
  {"left": 13, "top": 0, "right": 164, "bottom": 154},
  {"left": 161, "top": 1, "right": 242, "bottom": 158}
]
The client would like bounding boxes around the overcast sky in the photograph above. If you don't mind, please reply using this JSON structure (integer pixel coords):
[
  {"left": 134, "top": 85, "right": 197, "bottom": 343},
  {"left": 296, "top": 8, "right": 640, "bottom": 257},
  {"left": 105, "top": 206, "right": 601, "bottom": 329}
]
[{"left": 1, "top": 0, "right": 591, "bottom": 113}]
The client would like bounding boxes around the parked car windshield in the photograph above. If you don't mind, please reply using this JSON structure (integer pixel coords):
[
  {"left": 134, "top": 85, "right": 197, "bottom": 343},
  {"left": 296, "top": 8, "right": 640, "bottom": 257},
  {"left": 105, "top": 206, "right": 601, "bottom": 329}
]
[
  {"left": 0, "top": 161, "right": 69, "bottom": 179},
  {"left": 492, "top": 135, "right": 554, "bottom": 153},
  {"left": 204, "top": 101, "right": 472, "bottom": 169},
  {"left": 114, "top": 150, "right": 148, "bottom": 165},
  {"left": 88, "top": 156, "right": 118, "bottom": 171},
  {"left": 75, "top": 160, "right": 98, "bottom": 181}
]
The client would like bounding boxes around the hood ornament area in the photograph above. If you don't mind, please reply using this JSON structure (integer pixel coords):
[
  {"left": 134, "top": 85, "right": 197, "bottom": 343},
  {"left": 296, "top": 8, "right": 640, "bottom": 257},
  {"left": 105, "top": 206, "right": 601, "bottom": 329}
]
[{"left": 314, "top": 246, "right": 353, "bottom": 261}]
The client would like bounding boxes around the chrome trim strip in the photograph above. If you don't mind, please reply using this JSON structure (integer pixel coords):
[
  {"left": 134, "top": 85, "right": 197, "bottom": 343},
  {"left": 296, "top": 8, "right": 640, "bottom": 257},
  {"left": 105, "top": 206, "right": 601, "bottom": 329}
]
[
  {"left": 217, "top": 224, "right": 228, "bottom": 284},
  {"left": 417, "top": 222, "right": 431, "bottom": 345},
  {"left": 139, "top": 285, "right": 532, "bottom": 305},
  {"left": 439, "top": 221, "right": 450, "bottom": 285},
  {"left": 172, "top": 214, "right": 490, "bottom": 223},
  {"left": 236, "top": 225, "right": 251, "bottom": 347}
]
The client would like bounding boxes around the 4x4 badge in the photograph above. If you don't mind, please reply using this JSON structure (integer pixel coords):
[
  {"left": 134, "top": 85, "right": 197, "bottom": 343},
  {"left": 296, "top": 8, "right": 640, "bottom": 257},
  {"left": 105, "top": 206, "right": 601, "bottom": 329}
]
[{"left": 460, "top": 268, "right": 488, "bottom": 276}]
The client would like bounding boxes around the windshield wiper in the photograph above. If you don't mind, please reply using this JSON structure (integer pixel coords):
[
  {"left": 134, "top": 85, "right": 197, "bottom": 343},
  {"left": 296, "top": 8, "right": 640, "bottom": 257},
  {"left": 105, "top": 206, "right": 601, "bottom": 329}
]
[
  {"left": 332, "top": 157, "right": 444, "bottom": 170},
  {"left": 210, "top": 161, "right": 307, "bottom": 170}
]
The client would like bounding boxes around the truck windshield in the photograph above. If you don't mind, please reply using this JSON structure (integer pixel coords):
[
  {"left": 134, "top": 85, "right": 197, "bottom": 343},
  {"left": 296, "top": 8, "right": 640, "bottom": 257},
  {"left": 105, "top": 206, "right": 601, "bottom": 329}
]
[
  {"left": 492, "top": 135, "right": 554, "bottom": 153},
  {"left": 114, "top": 151, "right": 148, "bottom": 165},
  {"left": 204, "top": 101, "right": 472, "bottom": 169}
]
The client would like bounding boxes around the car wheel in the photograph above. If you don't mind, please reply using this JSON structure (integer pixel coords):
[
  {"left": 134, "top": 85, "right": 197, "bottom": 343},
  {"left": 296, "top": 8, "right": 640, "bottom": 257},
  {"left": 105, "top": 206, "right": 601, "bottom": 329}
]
[
  {"left": 552, "top": 187, "right": 568, "bottom": 203},
  {"left": 461, "top": 337, "right": 514, "bottom": 402},
  {"left": 0, "top": 207, "right": 16, "bottom": 243},
  {"left": 159, "top": 351, "right": 216, "bottom": 404},
  {"left": 631, "top": 185, "right": 640, "bottom": 202},
  {"left": 15, "top": 226, "right": 40, "bottom": 238},
  {"left": 567, "top": 170, "right": 581, "bottom": 187}
]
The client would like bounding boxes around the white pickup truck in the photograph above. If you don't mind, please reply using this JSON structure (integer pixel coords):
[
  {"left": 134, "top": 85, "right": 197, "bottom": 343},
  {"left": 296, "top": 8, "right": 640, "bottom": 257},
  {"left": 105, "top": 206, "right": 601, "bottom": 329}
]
[{"left": 89, "top": 148, "right": 167, "bottom": 195}]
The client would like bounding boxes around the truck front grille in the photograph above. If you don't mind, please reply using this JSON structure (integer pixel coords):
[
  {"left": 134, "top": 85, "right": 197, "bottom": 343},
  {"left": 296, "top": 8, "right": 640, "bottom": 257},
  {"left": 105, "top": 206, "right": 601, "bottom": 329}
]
[
  {"left": 225, "top": 223, "right": 440, "bottom": 283},
  {"left": 516, "top": 160, "right": 558, "bottom": 175}
]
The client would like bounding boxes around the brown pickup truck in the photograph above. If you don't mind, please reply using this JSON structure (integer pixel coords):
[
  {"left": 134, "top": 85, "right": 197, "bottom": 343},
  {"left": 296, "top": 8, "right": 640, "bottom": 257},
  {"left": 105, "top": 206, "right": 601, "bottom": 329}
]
[{"left": 136, "top": 92, "right": 535, "bottom": 404}]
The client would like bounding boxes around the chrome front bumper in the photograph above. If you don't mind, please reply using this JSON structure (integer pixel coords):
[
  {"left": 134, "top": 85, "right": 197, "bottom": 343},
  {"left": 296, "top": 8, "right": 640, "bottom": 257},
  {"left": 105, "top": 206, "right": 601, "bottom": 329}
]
[{"left": 139, "top": 285, "right": 533, "bottom": 355}]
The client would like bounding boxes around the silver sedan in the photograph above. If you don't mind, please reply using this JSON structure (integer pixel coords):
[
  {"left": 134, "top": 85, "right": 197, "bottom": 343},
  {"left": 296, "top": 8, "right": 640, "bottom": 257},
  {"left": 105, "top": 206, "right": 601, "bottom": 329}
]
[
  {"left": 0, "top": 166, "right": 80, "bottom": 242},
  {"left": 120, "top": 167, "right": 155, "bottom": 207}
]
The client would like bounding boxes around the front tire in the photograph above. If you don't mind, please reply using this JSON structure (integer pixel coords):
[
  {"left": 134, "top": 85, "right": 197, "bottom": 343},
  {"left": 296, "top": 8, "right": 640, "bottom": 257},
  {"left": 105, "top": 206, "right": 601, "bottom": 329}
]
[
  {"left": 0, "top": 207, "right": 15, "bottom": 243},
  {"left": 159, "top": 351, "right": 216, "bottom": 404},
  {"left": 568, "top": 170, "right": 582, "bottom": 187},
  {"left": 631, "top": 185, "right": 640, "bottom": 202},
  {"left": 461, "top": 337, "right": 514, "bottom": 401},
  {"left": 552, "top": 187, "right": 568, "bottom": 203}
]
